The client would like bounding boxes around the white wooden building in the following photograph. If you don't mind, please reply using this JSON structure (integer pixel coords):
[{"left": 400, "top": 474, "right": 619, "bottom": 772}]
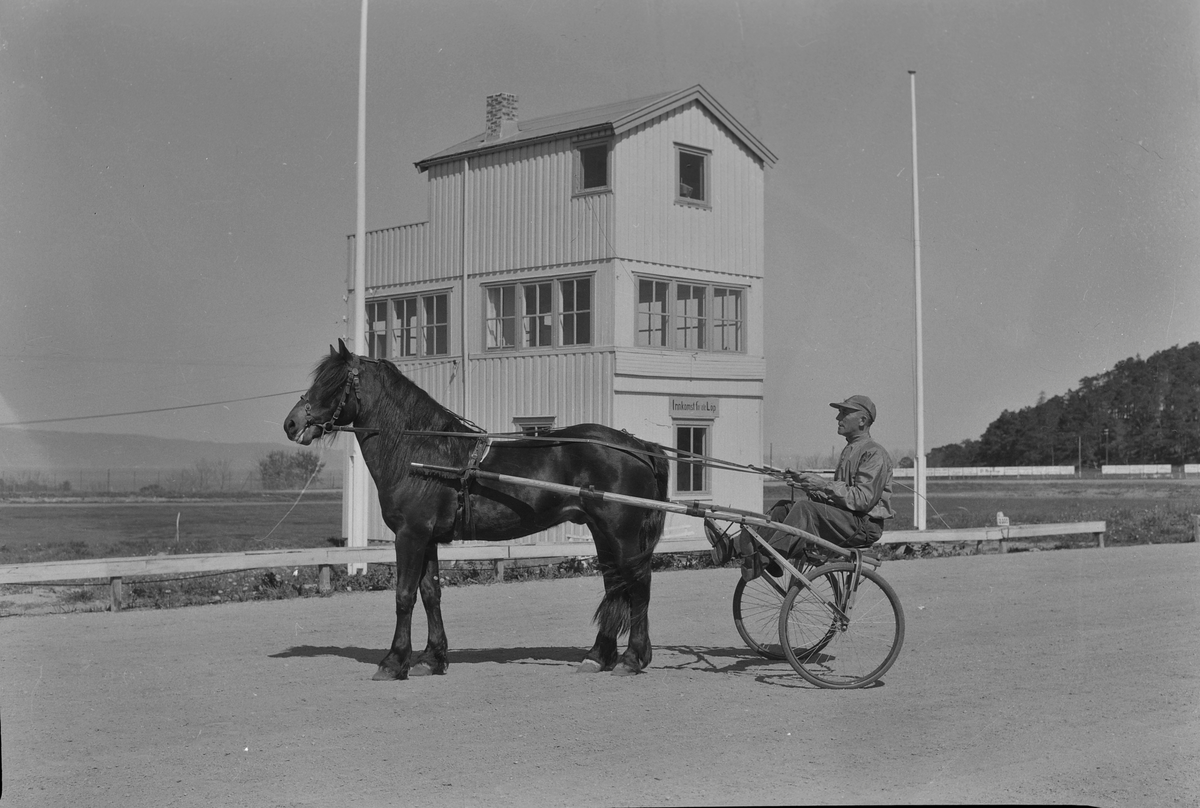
[{"left": 349, "top": 85, "right": 776, "bottom": 544}]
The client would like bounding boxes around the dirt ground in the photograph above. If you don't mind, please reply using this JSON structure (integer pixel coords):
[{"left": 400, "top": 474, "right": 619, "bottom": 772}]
[{"left": 1, "top": 544, "right": 1197, "bottom": 807}]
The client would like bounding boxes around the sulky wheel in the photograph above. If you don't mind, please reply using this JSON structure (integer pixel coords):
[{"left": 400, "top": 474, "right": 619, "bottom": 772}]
[
  {"left": 732, "top": 573, "right": 789, "bottom": 659},
  {"left": 778, "top": 561, "right": 905, "bottom": 689}
]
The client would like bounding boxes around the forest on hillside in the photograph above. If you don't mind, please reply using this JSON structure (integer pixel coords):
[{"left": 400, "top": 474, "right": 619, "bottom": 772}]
[{"left": 929, "top": 343, "right": 1200, "bottom": 468}]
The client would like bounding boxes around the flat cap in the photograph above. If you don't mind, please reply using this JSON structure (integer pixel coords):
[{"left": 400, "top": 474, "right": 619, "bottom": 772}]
[{"left": 830, "top": 395, "right": 876, "bottom": 422}]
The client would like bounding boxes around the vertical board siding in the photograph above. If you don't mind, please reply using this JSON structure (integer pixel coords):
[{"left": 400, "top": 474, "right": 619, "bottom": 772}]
[
  {"left": 467, "top": 142, "right": 614, "bottom": 273},
  {"left": 467, "top": 350, "right": 614, "bottom": 433},
  {"left": 355, "top": 222, "right": 430, "bottom": 289},
  {"left": 614, "top": 103, "right": 764, "bottom": 275}
]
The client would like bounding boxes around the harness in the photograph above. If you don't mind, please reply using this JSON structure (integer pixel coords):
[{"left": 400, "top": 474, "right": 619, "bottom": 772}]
[{"left": 453, "top": 435, "right": 491, "bottom": 542}]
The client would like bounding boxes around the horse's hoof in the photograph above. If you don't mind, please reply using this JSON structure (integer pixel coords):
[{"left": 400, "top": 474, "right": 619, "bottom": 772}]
[
  {"left": 372, "top": 666, "right": 406, "bottom": 681},
  {"left": 611, "top": 664, "right": 641, "bottom": 677},
  {"left": 409, "top": 662, "right": 434, "bottom": 677},
  {"left": 575, "top": 660, "right": 604, "bottom": 674}
]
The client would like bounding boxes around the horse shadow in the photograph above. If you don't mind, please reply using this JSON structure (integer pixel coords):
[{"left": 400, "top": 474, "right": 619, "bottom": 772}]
[{"left": 267, "top": 643, "right": 877, "bottom": 689}]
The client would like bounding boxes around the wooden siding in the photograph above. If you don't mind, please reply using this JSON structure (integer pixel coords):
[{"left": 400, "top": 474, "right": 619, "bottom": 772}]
[
  {"left": 613, "top": 102, "right": 765, "bottom": 274},
  {"left": 420, "top": 142, "right": 617, "bottom": 278},
  {"left": 465, "top": 350, "right": 615, "bottom": 433},
  {"left": 356, "top": 222, "right": 429, "bottom": 291}
]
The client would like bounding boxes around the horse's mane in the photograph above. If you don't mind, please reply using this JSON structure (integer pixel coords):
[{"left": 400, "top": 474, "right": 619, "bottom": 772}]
[{"left": 310, "top": 352, "right": 480, "bottom": 478}]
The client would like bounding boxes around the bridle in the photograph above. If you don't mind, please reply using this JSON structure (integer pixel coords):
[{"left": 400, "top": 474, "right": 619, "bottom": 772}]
[{"left": 300, "top": 361, "right": 366, "bottom": 437}]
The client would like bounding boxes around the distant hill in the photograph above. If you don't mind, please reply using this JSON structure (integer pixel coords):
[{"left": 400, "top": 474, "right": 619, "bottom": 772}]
[
  {"left": 0, "top": 429, "right": 304, "bottom": 471},
  {"left": 930, "top": 342, "right": 1200, "bottom": 468}
]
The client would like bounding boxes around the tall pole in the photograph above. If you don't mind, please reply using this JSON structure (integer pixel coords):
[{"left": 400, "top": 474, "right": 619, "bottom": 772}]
[
  {"left": 344, "top": 0, "right": 370, "bottom": 572},
  {"left": 461, "top": 157, "right": 471, "bottom": 420},
  {"left": 909, "top": 70, "right": 927, "bottom": 530}
]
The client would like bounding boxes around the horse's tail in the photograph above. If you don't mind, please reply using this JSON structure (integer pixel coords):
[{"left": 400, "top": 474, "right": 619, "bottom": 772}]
[
  {"left": 592, "top": 440, "right": 670, "bottom": 638},
  {"left": 639, "top": 441, "right": 670, "bottom": 555}
]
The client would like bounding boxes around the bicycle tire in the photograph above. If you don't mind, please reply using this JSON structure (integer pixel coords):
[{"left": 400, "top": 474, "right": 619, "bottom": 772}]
[
  {"left": 732, "top": 574, "right": 788, "bottom": 659},
  {"left": 778, "top": 561, "right": 905, "bottom": 689}
]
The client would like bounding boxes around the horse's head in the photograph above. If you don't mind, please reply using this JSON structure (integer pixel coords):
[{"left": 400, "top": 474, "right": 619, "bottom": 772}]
[{"left": 284, "top": 340, "right": 362, "bottom": 445}]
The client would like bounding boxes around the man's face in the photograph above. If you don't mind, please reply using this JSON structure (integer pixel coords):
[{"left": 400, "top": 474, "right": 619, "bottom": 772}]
[{"left": 835, "top": 407, "right": 868, "bottom": 438}]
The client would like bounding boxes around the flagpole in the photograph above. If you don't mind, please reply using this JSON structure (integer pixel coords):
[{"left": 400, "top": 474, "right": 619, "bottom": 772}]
[
  {"left": 909, "top": 70, "right": 927, "bottom": 530},
  {"left": 344, "top": 0, "right": 370, "bottom": 571}
]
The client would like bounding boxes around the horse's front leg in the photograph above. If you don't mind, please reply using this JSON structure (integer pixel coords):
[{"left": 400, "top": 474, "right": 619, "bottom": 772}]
[
  {"left": 372, "top": 531, "right": 429, "bottom": 681},
  {"left": 409, "top": 543, "right": 448, "bottom": 676}
]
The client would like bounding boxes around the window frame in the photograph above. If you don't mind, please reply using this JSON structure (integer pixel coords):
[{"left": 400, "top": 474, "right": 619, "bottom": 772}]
[
  {"left": 484, "top": 274, "right": 594, "bottom": 352},
  {"left": 635, "top": 275, "right": 746, "bottom": 353},
  {"left": 574, "top": 139, "right": 611, "bottom": 195},
  {"left": 364, "top": 290, "right": 452, "bottom": 361},
  {"left": 675, "top": 143, "right": 711, "bottom": 208},
  {"left": 513, "top": 415, "right": 557, "bottom": 435},
  {"left": 674, "top": 421, "right": 711, "bottom": 496}
]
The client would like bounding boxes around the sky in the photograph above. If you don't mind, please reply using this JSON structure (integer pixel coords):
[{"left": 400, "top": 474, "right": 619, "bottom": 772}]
[{"left": 2, "top": 0, "right": 1198, "bottom": 464}]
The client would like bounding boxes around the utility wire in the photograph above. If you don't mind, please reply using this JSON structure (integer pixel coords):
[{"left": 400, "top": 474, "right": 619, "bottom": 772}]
[{"left": 0, "top": 390, "right": 306, "bottom": 428}]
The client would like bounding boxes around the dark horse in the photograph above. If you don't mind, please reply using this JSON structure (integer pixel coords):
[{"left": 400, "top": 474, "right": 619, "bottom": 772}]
[{"left": 283, "top": 342, "right": 670, "bottom": 679}]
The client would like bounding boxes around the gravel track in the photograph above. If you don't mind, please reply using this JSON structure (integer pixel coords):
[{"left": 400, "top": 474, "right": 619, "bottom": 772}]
[{"left": 1, "top": 544, "right": 1197, "bottom": 806}]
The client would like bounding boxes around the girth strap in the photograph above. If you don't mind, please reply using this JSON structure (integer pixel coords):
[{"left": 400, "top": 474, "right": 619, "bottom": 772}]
[{"left": 456, "top": 436, "right": 491, "bottom": 543}]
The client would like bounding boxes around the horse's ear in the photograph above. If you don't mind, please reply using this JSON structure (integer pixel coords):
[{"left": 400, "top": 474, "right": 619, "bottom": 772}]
[
  {"left": 337, "top": 338, "right": 352, "bottom": 359},
  {"left": 329, "top": 343, "right": 339, "bottom": 358}
]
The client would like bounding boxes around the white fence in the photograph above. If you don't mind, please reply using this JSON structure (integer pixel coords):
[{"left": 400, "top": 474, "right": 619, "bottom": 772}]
[
  {"left": 1101, "top": 464, "right": 1173, "bottom": 476},
  {"left": 0, "top": 520, "right": 1109, "bottom": 611},
  {"left": 894, "top": 465, "right": 1199, "bottom": 478},
  {"left": 892, "top": 466, "right": 1076, "bottom": 478}
]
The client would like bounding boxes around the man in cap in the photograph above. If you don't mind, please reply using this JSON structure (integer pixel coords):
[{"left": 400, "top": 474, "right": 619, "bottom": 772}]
[{"left": 709, "top": 394, "right": 895, "bottom": 570}]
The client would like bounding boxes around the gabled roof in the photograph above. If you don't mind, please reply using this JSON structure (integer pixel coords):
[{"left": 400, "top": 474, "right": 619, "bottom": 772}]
[{"left": 414, "top": 84, "right": 777, "bottom": 172}]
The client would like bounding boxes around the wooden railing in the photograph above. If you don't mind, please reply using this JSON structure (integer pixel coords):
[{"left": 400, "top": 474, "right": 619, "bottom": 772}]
[{"left": 0, "top": 521, "right": 1106, "bottom": 612}]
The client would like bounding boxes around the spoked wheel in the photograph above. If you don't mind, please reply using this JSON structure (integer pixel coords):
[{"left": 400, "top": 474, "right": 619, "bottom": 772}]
[
  {"left": 732, "top": 573, "right": 790, "bottom": 659},
  {"left": 778, "top": 561, "right": 905, "bottom": 689}
]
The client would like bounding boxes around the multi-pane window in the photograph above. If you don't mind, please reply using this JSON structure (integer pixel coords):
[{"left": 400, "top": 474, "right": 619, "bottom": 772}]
[
  {"left": 636, "top": 277, "right": 745, "bottom": 353},
  {"left": 392, "top": 297, "right": 419, "bottom": 358},
  {"left": 422, "top": 294, "right": 449, "bottom": 356},
  {"left": 366, "top": 301, "right": 389, "bottom": 359},
  {"left": 677, "top": 146, "right": 709, "bottom": 204},
  {"left": 712, "top": 287, "right": 743, "bottom": 351},
  {"left": 560, "top": 277, "right": 592, "bottom": 346},
  {"left": 675, "top": 423, "right": 709, "bottom": 494},
  {"left": 485, "top": 286, "right": 517, "bottom": 349},
  {"left": 576, "top": 143, "right": 610, "bottom": 192},
  {"left": 486, "top": 276, "right": 592, "bottom": 350},
  {"left": 636, "top": 279, "right": 670, "bottom": 348},
  {"left": 675, "top": 283, "right": 706, "bottom": 350},
  {"left": 365, "top": 292, "right": 450, "bottom": 360},
  {"left": 523, "top": 282, "right": 552, "bottom": 348}
]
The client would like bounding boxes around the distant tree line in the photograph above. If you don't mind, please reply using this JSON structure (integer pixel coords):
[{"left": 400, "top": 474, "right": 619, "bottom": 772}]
[
  {"left": 258, "top": 450, "right": 325, "bottom": 490},
  {"left": 929, "top": 342, "right": 1200, "bottom": 468}
]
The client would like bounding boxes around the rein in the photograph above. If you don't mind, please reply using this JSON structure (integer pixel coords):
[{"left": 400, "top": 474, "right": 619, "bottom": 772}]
[
  {"left": 396, "top": 429, "right": 796, "bottom": 481},
  {"left": 301, "top": 353, "right": 800, "bottom": 482}
]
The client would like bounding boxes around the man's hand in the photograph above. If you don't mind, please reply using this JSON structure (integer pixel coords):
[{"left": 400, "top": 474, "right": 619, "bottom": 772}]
[{"left": 786, "top": 470, "right": 828, "bottom": 493}]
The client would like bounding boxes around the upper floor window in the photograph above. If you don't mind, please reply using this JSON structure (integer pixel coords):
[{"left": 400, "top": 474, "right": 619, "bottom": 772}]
[
  {"left": 365, "top": 291, "right": 450, "bottom": 360},
  {"left": 486, "top": 276, "right": 593, "bottom": 351},
  {"left": 636, "top": 277, "right": 744, "bottom": 353},
  {"left": 575, "top": 142, "right": 610, "bottom": 194},
  {"left": 676, "top": 145, "right": 709, "bottom": 205}
]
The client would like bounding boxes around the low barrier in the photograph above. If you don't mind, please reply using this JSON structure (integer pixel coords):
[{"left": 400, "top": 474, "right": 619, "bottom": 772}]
[{"left": 0, "top": 521, "right": 1108, "bottom": 612}]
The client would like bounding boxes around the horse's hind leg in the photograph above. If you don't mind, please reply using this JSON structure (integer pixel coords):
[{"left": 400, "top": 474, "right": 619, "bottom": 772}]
[
  {"left": 410, "top": 545, "right": 449, "bottom": 676},
  {"left": 578, "top": 563, "right": 622, "bottom": 674},
  {"left": 613, "top": 559, "right": 653, "bottom": 676}
]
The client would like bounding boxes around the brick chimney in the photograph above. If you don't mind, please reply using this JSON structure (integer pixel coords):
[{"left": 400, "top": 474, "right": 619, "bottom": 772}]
[{"left": 485, "top": 93, "right": 519, "bottom": 141}]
